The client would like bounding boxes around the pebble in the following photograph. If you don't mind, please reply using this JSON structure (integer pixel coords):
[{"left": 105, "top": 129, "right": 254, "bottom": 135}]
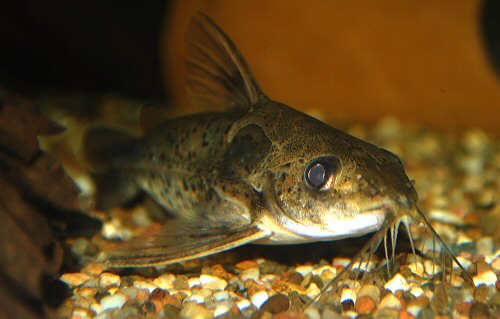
[
  {"left": 81, "top": 262, "right": 105, "bottom": 276},
  {"left": 213, "top": 301, "right": 232, "bottom": 317},
  {"left": 473, "top": 270, "right": 498, "bottom": 287},
  {"left": 180, "top": 302, "right": 212, "bottom": 319},
  {"left": 236, "top": 298, "right": 251, "bottom": 311},
  {"left": 213, "top": 291, "right": 229, "bottom": 302},
  {"left": 90, "top": 303, "right": 103, "bottom": 315},
  {"left": 303, "top": 307, "right": 321, "bottom": 319},
  {"left": 409, "top": 283, "right": 425, "bottom": 298},
  {"left": 428, "top": 209, "right": 464, "bottom": 226},
  {"left": 406, "top": 304, "right": 423, "bottom": 318},
  {"left": 100, "top": 294, "right": 126, "bottom": 311},
  {"left": 378, "top": 293, "right": 402, "bottom": 310},
  {"left": 98, "top": 272, "right": 121, "bottom": 288},
  {"left": 454, "top": 256, "right": 472, "bottom": 270},
  {"left": 60, "top": 272, "right": 91, "bottom": 286},
  {"left": 384, "top": 273, "right": 410, "bottom": 293},
  {"left": 340, "top": 287, "right": 356, "bottom": 304},
  {"left": 259, "top": 293, "right": 290, "bottom": 314},
  {"left": 491, "top": 256, "right": 500, "bottom": 272},
  {"left": 235, "top": 260, "right": 258, "bottom": 270},
  {"left": 121, "top": 287, "right": 139, "bottom": 299},
  {"left": 424, "top": 259, "right": 442, "bottom": 276},
  {"left": 72, "top": 306, "right": 94, "bottom": 319},
  {"left": 250, "top": 290, "right": 269, "bottom": 308},
  {"left": 321, "top": 308, "right": 341, "bottom": 319},
  {"left": 407, "top": 262, "right": 425, "bottom": 276},
  {"left": 188, "top": 277, "right": 202, "bottom": 288},
  {"left": 133, "top": 280, "right": 159, "bottom": 292},
  {"left": 295, "top": 265, "right": 314, "bottom": 276},
  {"left": 204, "top": 278, "right": 227, "bottom": 290},
  {"left": 476, "top": 237, "right": 494, "bottom": 257},
  {"left": 470, "top": 301, "right": 490, "bottom": 319},
  {"left": 240, "top": 267, "right": 260, "bottom": 282},
  {"left": 306, "top": 282, "right": 321, "bottom": 299},
  {"left": 163, "top": 304, "right": 181, "bottom": 318},
  {"left": 358, "top": 284, "right": 381, "bottom": 303},
  {"left": 154, "top": 273, "right": 176, "bottom": 290},
  {"left": 351, "top": 260, "right": 376, "bottom": 272},
  {"left": 186, "top": 293, "right": 206, "bottom": 304},
  {"left": 332, "top": 257, "right": 351, "bottom": 268},
  {"left": 354, "top": 295, "right": 376, "bottom": 314}
]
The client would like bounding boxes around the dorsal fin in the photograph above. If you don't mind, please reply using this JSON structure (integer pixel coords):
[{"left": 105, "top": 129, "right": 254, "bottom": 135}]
[{"left": 185, "top": 13, "right": 266, "bottom": 111}]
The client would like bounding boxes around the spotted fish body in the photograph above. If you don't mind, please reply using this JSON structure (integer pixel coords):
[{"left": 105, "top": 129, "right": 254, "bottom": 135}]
[{"left": 85, "top": 13, "right": 468, "bottom": 278}]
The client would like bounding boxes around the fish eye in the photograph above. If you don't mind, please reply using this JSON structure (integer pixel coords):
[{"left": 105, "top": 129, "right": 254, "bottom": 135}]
[{"left": 304, "top": 156, "right": 341, "bottom": 190}]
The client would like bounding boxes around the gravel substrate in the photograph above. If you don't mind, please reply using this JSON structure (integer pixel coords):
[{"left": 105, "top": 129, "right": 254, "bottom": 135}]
[{"left": 57, "top": 117, "right": 500, "bottom": 318}]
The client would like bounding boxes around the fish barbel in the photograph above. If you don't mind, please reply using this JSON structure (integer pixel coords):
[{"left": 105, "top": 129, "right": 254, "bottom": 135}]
[{"left": 84, "top": 13, "right": 471, "bottom": 285}]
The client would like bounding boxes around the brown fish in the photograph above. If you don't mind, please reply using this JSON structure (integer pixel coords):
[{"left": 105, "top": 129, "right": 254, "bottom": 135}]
[{"left": 84, "top": 13, "right": 471, "bottom": 285}]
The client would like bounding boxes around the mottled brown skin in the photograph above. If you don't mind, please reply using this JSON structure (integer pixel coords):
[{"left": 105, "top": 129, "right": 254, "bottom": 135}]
[{"left": 85, "top": 14, "right": 464, "bottom": 273}]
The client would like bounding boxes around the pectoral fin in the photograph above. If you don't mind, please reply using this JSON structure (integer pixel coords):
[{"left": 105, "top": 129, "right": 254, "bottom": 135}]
[{"left": 105, "top": 219, "right": 270, "bottom": 267}]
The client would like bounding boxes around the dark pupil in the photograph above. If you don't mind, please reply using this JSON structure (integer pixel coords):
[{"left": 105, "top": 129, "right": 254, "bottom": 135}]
[{"left": 308, "top": 163, "right": 326, "bottom": 188}]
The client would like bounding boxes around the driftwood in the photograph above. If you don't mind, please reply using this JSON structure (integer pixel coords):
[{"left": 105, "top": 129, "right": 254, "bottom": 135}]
[{"left": 0, "top": 89, "right": 100, "bottom": 319}]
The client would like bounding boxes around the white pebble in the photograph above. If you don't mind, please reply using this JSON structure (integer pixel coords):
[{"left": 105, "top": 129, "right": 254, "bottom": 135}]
[
  {"left": 213, "top": 301, "right": 231, "bottom": 317},
  {"left": 236, "top": 298, "right": 251, "bottom": 310},
  {"left": 340, "top": 287, "right": 356, "bottom": 303},
  {"left": 200, "top": 274, "right": 219, "bottom": 285},
  {"left": 100, "top": 294, "right": 126, "bottom": 311},
  {"left": 250, "top": 290, "right": 268, "bottom": 308},
  {"left": 188, "top": 277, "right": 202, "bottom": 288},
  {"left": 407, "top": 304, "right": 423, "bottom": 318},
  {"left": 213, "top": 291, "right": 229, "bottom": 302},
  {"left": 409, "top": 283, "right": 424, "bottom": 297},
  {"left": 384, "top": 273, "right": 410, "bottom": 293},
  {"left": 202, "top": 278, "right": 227, "bottom": 290},
  {"left": 473, "top": 270, "right": 498, "bottom": 287},
  {"left": 240, "top": 267, "right": 260, "bottom": 282},
  {"left": 295, "top": 265, "right": 314, "bottom": 276}
]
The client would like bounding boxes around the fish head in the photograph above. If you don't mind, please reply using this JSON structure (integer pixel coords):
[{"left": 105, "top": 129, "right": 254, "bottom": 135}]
[{"left": 242, "top": 101, "right": 418, "bottom": 241}]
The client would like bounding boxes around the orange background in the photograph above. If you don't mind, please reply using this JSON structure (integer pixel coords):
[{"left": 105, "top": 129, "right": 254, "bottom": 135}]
[{"left": 162, "top": 1, "right": 500, "bottom": 135}]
